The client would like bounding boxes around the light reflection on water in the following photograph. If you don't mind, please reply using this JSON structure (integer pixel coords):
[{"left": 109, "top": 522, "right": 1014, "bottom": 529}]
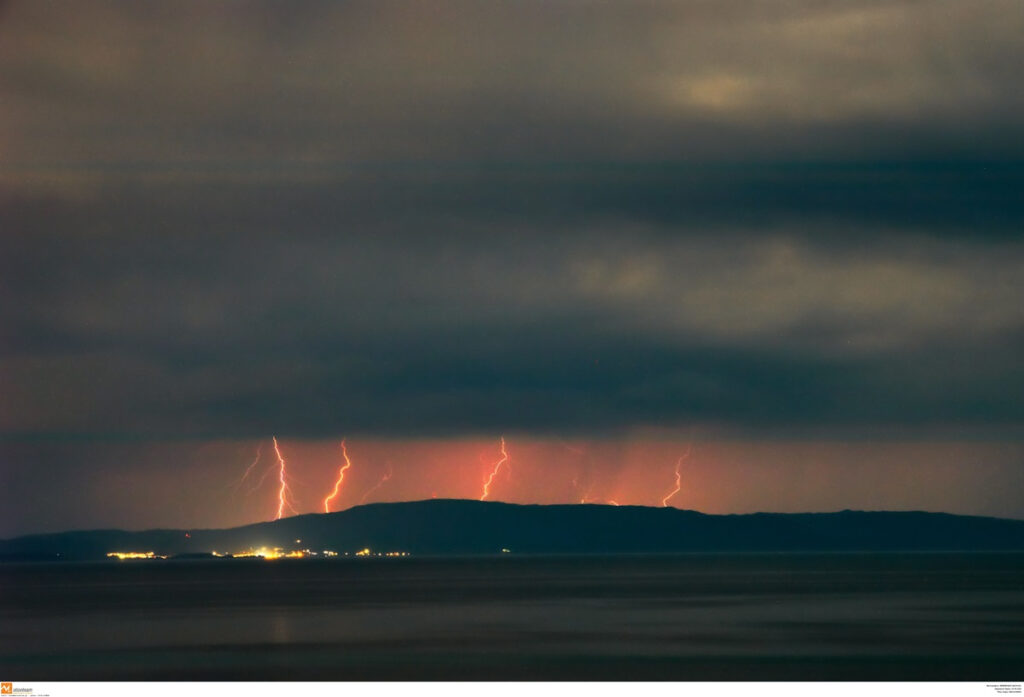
[{"left": 2, "top": 553, "right": 1024, "bottom": 679}]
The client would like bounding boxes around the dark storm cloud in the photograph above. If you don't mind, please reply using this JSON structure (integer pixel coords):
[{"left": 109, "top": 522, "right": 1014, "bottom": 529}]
[
  {"left": 2, "top": 0, "right": 1023, "bottom": 438},
  {"left": 3, "top": 0, "right": 1023, "bottom": 165}
]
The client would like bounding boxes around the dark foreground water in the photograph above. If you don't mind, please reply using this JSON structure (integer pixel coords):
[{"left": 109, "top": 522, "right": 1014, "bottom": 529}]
[{"left": 2, "top": 553, "right": 1024, "bottom": 680}]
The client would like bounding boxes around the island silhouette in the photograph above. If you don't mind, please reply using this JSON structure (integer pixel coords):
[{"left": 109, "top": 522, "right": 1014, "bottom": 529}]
[{"left": 3, "top": 499, "right": 1024, "bottom": 561}]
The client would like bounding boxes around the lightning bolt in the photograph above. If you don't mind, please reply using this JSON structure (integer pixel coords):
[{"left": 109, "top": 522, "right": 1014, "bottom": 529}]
[
  {"left": 661, "top": 444, "right": 692, "bottom": 508},
  {"left": 248, "top": 456, "right": 278, "bottom": 495},
  {"left": 272, "top": 436, "right": 298, "bottom": 520},
  {"left": 578, "top": 485, "right": 617, "bottom": 506},
  {"left": 579, "top": 484, "right": 593, "bottom": 504},
  {"left": 359, "top": 464, "right": 393, "bottom": 504},
  {"left": 559, "top": 440, "right": 587, "bottom": 456},
  {"left": 324, "top": 439, "right": 354, "bottom": 513},
  {"left": 479, "top": 436, "right": 510, "bottom": 501},
  {"left": 232, "top": 442, "right": 263, "bottom": 495},
  {"left": 572, "top": 465, "right": 590, "bottom": 502},
  {"left": 564, "top": 442, "right": 591, "bottom": 504}
]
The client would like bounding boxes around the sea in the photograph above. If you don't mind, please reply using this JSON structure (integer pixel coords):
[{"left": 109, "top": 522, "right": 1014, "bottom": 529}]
[{"left": 2, "top": 553, "right": 1023, "bottom": 680}]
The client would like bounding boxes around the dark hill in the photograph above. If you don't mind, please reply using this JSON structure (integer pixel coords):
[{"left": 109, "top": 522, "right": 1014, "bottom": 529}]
[{"left": 3, "top": 499, "right": 1024, "bottom": 561}]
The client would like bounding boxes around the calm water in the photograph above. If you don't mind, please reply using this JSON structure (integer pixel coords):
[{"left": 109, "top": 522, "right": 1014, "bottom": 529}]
[{"left": 2, "top": 553, "right": 1024, "bottom": 680}]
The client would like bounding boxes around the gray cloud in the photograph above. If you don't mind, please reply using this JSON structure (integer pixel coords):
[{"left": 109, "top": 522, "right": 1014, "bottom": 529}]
[
  {"left": 1, "top": 0, "right": 1023, "bottom": 440},
  {"left": 2, "top": 0, "right": 1023, "bottom": 171}
]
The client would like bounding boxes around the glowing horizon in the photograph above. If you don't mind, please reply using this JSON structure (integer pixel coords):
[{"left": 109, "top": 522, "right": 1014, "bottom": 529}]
[{"left": 4, "top": 435, "right": 1024, "bottom": 536}]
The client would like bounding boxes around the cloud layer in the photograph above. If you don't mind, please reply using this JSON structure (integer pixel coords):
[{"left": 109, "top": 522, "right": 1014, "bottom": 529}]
[{"left": 2, "top": 0, "right": 1023, "bottom": 439}]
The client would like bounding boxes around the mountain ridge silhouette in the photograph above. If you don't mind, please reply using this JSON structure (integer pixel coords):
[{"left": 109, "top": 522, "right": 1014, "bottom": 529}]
[{"left": 4, "top": 499, "right": 1024, "bottom": 560}]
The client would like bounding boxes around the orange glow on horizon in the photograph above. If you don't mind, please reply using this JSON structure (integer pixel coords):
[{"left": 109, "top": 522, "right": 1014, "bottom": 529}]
[
  {"left": 66, "top": 436, "right": 1017, "bottom": 533},
  {"left": 324, "top": 439, "right": 354, "bottom": 513},
  {"left": 479, "top": 437, "right": 510, "bottom": 501}
]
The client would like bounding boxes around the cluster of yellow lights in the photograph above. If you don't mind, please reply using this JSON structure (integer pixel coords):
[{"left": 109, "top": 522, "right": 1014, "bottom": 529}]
[
  {"left": 107, "top": 552, "right": 166, "bottom": 560},
  {"left": 107, "top": 547, "right": 406, "bottom": 560},
  {"left": 232, "top": 546, "right": 385, "bottom": 559},
  {"left": 231, "top": 546, "right": 333, "bottom": 559},
  {"left": 355, "top": 548, "right": 408, "bottom": 557}
]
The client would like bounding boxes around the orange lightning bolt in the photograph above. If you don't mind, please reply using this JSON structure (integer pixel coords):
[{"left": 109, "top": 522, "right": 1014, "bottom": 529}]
[
  {"left": 324, "top": 439, "right": 354, "bottom": 513},
  {"left": 359, "top": 464, "right": 393, "bottom": 504},
  {"left": 661, "top": 444, "right": 692, "bottom": 508},
  {"left": 572, "top": 465, "right": 590, "bottom": 502},
  {"left": 232, "top": 442, "right": 263, "bottom": 495},
  {"left": 272, "top": 436, "right": 298, "bottom": 520},
  {"left": 479, "top": 437, "right": 510, "bottom": 501},
  {"left": 559, "top": 440, "right": 587, "bottom": 456},
  {"left": 578, "top": 483, "right": 593, "bottom": 504},
  {"left": 248, "top": 456, "right": 278, "bottom": 495}
]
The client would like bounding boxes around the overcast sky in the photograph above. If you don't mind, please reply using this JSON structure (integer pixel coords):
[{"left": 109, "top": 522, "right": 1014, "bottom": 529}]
[{"left": 2, "top": 0, "right": 1023, "bottom": 534}]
